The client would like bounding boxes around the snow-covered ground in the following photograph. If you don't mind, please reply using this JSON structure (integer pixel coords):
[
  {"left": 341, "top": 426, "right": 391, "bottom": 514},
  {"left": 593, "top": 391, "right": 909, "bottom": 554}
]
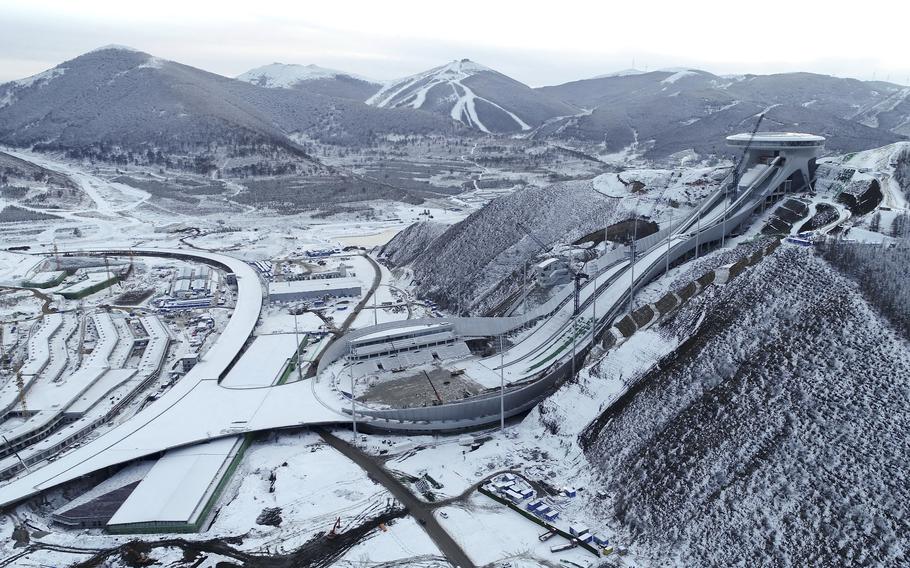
[{"left": 2, "top": 141, "right": 905, "bottom": 568}]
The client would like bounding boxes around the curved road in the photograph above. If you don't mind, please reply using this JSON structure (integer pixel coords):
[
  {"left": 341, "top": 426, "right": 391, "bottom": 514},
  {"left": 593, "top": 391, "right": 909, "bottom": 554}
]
[{"left": 318, "top": 429, "right": 476, "bottom": 568}]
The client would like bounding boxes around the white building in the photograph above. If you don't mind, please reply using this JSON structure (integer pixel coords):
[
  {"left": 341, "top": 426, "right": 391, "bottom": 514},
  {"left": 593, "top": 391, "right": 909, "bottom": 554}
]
[{"left": 268, "top": 277, "right": 362, "bottom": 304}]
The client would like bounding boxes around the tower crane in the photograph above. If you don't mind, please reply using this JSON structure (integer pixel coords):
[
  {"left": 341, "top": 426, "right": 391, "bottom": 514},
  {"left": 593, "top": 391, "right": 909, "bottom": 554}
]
[
  {"left": 722, "top": 113, "right": 765, "bottom": 247},
  {"left": 730, "top": 113, "right": 766, "bottom": 198},
  {"left": 515, "top": 222, "right": 589, "bottom": 316}
]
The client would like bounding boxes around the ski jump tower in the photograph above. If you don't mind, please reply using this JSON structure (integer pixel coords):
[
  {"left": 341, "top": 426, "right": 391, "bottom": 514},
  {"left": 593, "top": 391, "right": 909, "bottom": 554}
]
[{"left": 726, "top": 132, "right": 825, "bottom": 196}]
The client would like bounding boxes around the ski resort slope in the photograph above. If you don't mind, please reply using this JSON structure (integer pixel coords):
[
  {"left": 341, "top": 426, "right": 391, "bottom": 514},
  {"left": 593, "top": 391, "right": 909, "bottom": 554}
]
[{"left": 366, "top": 59, "right": 571, "bottom": 133}]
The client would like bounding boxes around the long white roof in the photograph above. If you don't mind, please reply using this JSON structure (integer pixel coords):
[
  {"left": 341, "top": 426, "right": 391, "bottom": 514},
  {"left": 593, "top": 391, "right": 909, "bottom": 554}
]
[
  {"left": 269, "top": 277, "right": 362, "bottom": 294},
  {"left": 353, "top": 323, "right": 447, "bottom": 344},
  {"left": 107, "top": 436, "right": 241, "bottom": 525}
]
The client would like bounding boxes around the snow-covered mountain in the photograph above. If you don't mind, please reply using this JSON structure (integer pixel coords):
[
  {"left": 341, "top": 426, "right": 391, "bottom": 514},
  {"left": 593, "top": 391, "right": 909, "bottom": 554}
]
[
  {"left": 580, "top": 244, "right": 910, "bottom": 566},
  {"left": 236, "top": 63, "right": 381, "bottom": 100},
  {"left": 0, "top": 46, "right": 454, "bottom": 169},
  {"left": 536, "top": 70, "right": 908, "bottom": 157},
  {"left": 367, "top": 59, "right": 576, "bottom": 133}
]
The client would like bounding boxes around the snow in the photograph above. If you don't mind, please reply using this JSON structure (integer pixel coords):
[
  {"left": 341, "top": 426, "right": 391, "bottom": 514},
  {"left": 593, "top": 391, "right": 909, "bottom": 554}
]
[
  {"left": 208, "top": 430, "right": 410, "bottom": 555},
  {"left": 22, "top": 367, "right": 107, "bottom": 412},
  {"left": 843, "top": 227, "right": 894, "bottom": 244},
  {"left": 11, "top": 66, "right": 67, "bottom": 89},
  {"left": 591, "top": 68, "right": 646, "bottom": 79},
  {"left": 354, "top": 323, "right": 446, "bottom": 343},
  {"left": 437, "top": 494, "right": 596, "bottom": 566},
  {"left": 136, "top": 56, "right": 165, "bottom": 70},
  {"left": 268, "top": 276, "right": 362, "bottom": 297},
  {"left": 335, "top": 516, "right": 441, "bottom": 565},
  {"left": 660, "top": 69, "right": 699, "bottom": 84},
  {"left": 23, "top": 270, "right": 65, "bottom": 285},
  {"left": 220, "top": 333, "right": 300, "bottom": 388},
  {"left": 89, "top": 44, "right": 142, "bottom": 54},
  {"left": 368, "top": 59, "right": 531, "bottom": 132},
  {"left": 236, "top": 63, "right": 373, "bottom": 87},
  {"left": 0, "top": 251, "right": 42, "bottom": 285},
  {"left": 837, "top": 141, "right": 910, "bottom": 211},
  {"left": 591, "top": 173, "right": 629, "bottom": 197},
  {"left": 65, "top": 368, "right": 137, "bottom": 415},
  {"left": 583, "top": 247, "right": 910, "bottom": 566},
  {"left": 0, "top": 248, "right": 264, "bottom": 508},
  {"left": 52, "top": 460, "right": 154, "bottom": 516}
]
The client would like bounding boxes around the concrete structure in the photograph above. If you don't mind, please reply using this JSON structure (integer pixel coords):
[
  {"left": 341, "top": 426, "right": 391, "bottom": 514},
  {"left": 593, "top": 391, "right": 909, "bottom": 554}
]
[
  {"left": 106, "top": 436, "right": 245, "bottom": 534},
  {"left": 726, "top": 132, "right": 823, "bottom": 195},
  {"left": 534, "top": 258, "right": 570, "bottom": 288},
  {"left": 349, "top": 323, "right": 457, "bottom": 360},
  {"left": 22, "top": 270, "right": 66, "bottom": 288},
  {"left": 268, "top": 277, "right": 361, "bottom": 304},
  {"left": 58, "top": 273, "right": 119, "bottom": 299}
]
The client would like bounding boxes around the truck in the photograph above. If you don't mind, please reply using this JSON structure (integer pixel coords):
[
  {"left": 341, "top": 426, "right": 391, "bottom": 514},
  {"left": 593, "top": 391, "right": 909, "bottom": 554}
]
[{"left": 550, "top": 541, "right": 577, "bottom": 553}]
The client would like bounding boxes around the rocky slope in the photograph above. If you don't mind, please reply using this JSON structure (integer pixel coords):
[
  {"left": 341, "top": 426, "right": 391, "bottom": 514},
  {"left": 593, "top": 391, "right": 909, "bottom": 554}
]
[{"left": 381, "top": 166, "right": 723, "bottom": 312}]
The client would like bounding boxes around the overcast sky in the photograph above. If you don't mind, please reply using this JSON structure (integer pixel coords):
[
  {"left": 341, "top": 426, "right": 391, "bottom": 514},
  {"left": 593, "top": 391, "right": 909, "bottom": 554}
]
[{"left": 3, "top": 0, "right": 909, "bottom": 86}]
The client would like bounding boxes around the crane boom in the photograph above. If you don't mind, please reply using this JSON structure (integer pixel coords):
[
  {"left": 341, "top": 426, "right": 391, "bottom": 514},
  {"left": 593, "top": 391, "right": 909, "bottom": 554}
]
[
  {"left": 515, "top": 222, "right": 588, "bottom": 315},
  {"left": 730, "top": 113, "right": 765, "bottom": 194}
]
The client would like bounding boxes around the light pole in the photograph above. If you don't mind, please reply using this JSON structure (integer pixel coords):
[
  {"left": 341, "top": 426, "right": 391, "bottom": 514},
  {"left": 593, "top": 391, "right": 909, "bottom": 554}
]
[
  {"left": 628, "top": 224, "right": 637, "bottom": 316},
  {"left": 293, "top": 312, "right": 303, "bottom": 382},
  {"left": 571, "top": 316, "right": 577, "bottom": 380},
  {"left": 522, "top": 260, "right": 529, "bottom": 328},
  {"left": 373, "top": 285, "right": 378, "bottom": 326},
  {"left": 1, "top": 435, "right": 29, "bottom": 473},
  {"left": 592, "top": 269, "right": 598, "bottom": 326},
  {"left": 721, "top": 182, "right": 730, "bottom": 248},
  {"left": 343, "top": 346, "right": 357, "bottom": 442},
  {"left": 665, "top": 215, "right": 674, "bottom": 276},
  {"left": 499, "top": 334, "right": 505, "bottom": 431},
  {"left": 350, "top": 365, "right": 357, "bottom": 441}
]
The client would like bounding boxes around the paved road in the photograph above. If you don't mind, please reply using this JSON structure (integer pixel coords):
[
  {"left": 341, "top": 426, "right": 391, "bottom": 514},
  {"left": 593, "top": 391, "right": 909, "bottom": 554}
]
[
  {"left": 338, "top": 252, "right": 382, "bottom": 334},
  {"left": 306, "top": 252, "right": 382, "bottom": 378},
  {"left": 317, "top": 429, "right": 476, "bottom": 568}
]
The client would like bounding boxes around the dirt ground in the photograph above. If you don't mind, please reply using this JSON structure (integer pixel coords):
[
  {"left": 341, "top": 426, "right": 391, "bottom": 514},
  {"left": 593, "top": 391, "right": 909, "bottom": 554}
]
[{"left": 358, "top": 366, "right": 484, "bottom": 407}]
